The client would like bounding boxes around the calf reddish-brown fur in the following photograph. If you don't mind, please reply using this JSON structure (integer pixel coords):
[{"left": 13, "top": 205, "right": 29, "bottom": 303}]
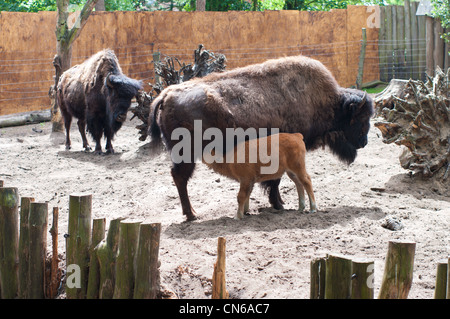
[
  {"left": 205, "top": 133, "right": 316, "bottom": 220},
  {"left": 150, "top": 55, "right": 373, "bottom": 221}
]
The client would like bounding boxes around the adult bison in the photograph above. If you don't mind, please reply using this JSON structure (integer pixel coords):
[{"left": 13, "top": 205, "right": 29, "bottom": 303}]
[
  {"left": 149, "top": 55, "right": 374, "bottom": 221},
  {"left": 57, "top": 49, "right": 142, "bottom": 154}
]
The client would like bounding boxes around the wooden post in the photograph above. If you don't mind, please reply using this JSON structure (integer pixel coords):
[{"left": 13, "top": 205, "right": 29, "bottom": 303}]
[
  {"left": 153, "top": 52, "right": 162, "bottom": 86},
  {"left": 113, "top": 220, "right": 141, "bottom": 299},
  {"left": 410, "top": 1, "right": 420, "bottom": 80},
  {"left": 0, "top": 187, "right": 19, "bottom": 299},
  {"left": 66, "top": 193, "right": 92, "bottom": 299},
  {"left": 47, "top": 207, "right": 60, "bottom": 299},
  {"left": 379, "top": 6, "right": 388, "bottom": 82},
  {"left": 378, "top": 240, "right": 416, "bottom": 299},
  {"left": 356, "top": 28, "right": 367, "bottom": 89},
  {"left": 426, "top": 16, "right": 435, "bottom": 76},
  {"left": 404, "top": 0, "right": 413, "bottom": 79},
  {"left": 417, "top": 12, "right": 427, "bottom": 81},
  {"left": 434, "top": 18, "right": 445, "bottom": 70},
  {"left": 28, "top": 202, "right": 48, "bottom": 299},
  {"left": 86, "top": 218, "right": 106, "bottom": 299},
  {"left": 385, "top": 6, "right": 394, "bottom": 81},
  {"left": 310, "top": 257, "right": 326, "bottom": 299},
  {"left": 351, "top": 258, "right": 374, "bottom": 299},
  {"left": 18, "top": 196, "right": 34, "bottom": 298},
  {"left": 133, "top": 222, "right": 161, "bottom": 299},
  {"left": 434, "top": 259, "right": 448, "bottom": 299},
  {"left": 96, "top": 218, "right": 123, "bottom": 299},
  {"left": 324, "top": 253, "right": 352, "bottom": 299},
  {"left": 447, "top": 256, "right": 450, "bottom": 300},
  {"left": 212, "top": 237, "right": 229, "bottom": 299}
]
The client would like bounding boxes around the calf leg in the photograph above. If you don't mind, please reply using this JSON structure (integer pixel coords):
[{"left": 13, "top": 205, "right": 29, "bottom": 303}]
[
  {"left": 288, "top": 167, "right": 316, "bottom": 214},
  {"left": 77, "top": 118, "right": 91, "bottom": 152},
  {"left": 236, "top": 182, "right": 253, "bottom": 220},
  {"left": 104, "top": 127, "right": 114, "bottom": 154},
  {"left": 171, "top": 162, "right": 197, "bottom": 221}
]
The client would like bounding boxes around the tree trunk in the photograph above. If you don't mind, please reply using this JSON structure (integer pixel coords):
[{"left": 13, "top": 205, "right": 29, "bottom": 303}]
[
  {"left": 52, "top": 0, "right": 99, "bottom": 133},
  {"left": 196, "top": 0, "right": 205, "bottom": 11},
  {"left": 133, "top": 223, "right": 161, "bottom": 299},
  {"left": 28, "top": 202, "right": 48, "bottom": 299},
  {"left": 0, "top": 187, "right": 19, "bottom": 299},
  {"left": 95, "top": 0, "right": 105, "bottom": 11},
  {"left": 378, "top": 240, "right": 416, "bottom": 299}
]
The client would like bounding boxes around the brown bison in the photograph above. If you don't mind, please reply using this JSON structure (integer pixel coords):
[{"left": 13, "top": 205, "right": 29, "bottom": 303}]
[
  {"left": 57, "top": 49, "right": 142, "bottom": 154},
  {"left": 149, "top": 55, "right": 373, "bottom": 221}
]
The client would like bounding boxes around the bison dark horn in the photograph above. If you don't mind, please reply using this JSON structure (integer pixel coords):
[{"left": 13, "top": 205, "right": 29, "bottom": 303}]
[
  {"left": 358, "top": 92, "right": 367, "bottom": 108},
  {"left": 106, "top": 73, "right": 114, "bottom": 88}
]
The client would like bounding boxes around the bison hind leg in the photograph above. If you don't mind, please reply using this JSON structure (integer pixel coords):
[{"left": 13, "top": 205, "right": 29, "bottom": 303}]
[
  {"left": 260, "top": 179, "right": 284, "bottom": 210},
  {"left": 77, "top": 119, "right": 91, "bottom": 152}
]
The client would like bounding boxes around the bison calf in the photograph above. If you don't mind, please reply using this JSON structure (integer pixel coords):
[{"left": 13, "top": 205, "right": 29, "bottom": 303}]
[
  {"left": 57, "top": 49, "right": 142, "bottom": 154},
  {"left": 205, "top": 133, "right": 316, "bottom": 220}
]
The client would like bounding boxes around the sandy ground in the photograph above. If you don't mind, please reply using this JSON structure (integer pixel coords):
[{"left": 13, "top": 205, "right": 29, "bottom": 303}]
[{"left": 0, "top": 111, "right": 449, "bottom": 299}]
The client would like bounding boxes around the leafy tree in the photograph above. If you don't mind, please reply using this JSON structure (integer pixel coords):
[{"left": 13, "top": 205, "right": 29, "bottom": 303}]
[{"left": 431, "top": 0, "right": 450, "bottom": 43}]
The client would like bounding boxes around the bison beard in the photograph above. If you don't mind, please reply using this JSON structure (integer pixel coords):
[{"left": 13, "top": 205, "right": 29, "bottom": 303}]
[
  {"left": 57, "top": 49, "right": 142, "bottom": 154},
  {"left": 149, "top": 55, "right": 374, "bottom": 221}
]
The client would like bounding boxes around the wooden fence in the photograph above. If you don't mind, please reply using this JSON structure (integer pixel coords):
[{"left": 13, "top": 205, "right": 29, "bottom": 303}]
[
  {"left": 378, "top": 0, "right": 449, "bottom": 82},
  {"left": 1, "top": 179, "right": 449, "bottom": 299},
  {"left": 0, "top": 7, "right": 378, "bottom": 117}
]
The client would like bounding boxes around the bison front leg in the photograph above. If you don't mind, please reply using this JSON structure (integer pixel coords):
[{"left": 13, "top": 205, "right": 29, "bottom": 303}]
[
  {"left": 171, "top": 162, "right": 197, "bottom": 221},
  {"left": 77, "top": 119, "right": 91, "bottom": 152}
]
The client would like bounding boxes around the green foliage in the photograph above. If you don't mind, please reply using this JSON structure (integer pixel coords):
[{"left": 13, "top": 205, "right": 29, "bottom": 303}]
[{"left": 431, "top": 0, "right": 450, "bottom": 43}]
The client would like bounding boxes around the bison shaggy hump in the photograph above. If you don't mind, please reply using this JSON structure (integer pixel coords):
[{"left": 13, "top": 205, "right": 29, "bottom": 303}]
[{"left": 149, "top": 55, "right": 374, "bottom": 220}]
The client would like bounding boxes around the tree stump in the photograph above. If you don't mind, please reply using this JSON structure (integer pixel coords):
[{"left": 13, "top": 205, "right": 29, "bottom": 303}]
[
  {"left": 351, "top": 258, "right": 374, "bottom": 299},
  {"left": 374, "top": 68, "right": 450, "bottom": 179},
  {"left": 86, "top": 218, "right": 106, "bottom": 299},
  {"left": 434, "top": 259, "right": 448, "bottom": 299},
  {"left": 310, "top": 257, "right": 326, "bottom": 299},
  {"left": 0, "top": 187, "right": 19, "bottom": 299},
  {"left": 66, "top": 193, "right": 92, "bottom": 299},
  {"left": 133, "top": 223, "right": 161, "bottom": 299},
  {"left": 378, "top": 240, "right": 416, "bottom": 299},
  {"left": 324, "top": 253, "right": 353, "bottom": 299},
  {"left": 96, "top": 218, "right": 123, "bottom": 299},
  {"left": 28, "top": 202, "right": 48, "bottom": 299},
  {"left": 18, "top": 197, "right": 35, "bottom": 299}
]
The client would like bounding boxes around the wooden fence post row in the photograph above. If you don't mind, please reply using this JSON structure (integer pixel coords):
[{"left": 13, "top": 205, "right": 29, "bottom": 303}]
[
  {"left": 65, "top": 193, "right": 162, "bottom": 299},
  {"left": 310, "top": 240, "right": 418, "bottom": 299}
]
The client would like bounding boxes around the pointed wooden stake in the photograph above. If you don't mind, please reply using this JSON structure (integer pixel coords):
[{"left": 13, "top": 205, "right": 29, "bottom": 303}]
[{"left": 212, "top": 237, "right": 229, "bottom": 299}]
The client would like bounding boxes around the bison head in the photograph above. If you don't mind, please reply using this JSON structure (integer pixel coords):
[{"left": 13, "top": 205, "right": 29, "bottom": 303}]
[
  {"left": 327, "top": 89, "right": 374, "bottom": 164},
  {"left": 105, "top": 73, "right": 143, "bottom": 124}
]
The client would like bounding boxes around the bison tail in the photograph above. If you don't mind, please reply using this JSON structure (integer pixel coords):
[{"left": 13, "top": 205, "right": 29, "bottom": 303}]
[{"left": 148, "top": 95, "right": 164, "bottom": 149}]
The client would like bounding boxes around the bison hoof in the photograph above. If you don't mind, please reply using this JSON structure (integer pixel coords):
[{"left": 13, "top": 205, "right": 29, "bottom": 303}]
[
  {"left": 65, "top": 145, "right": 71, "bottom": 150},
  {"left": 185, "top": 212, "right": 197, "bottom": 222},
  {"left": 105, "top": 149, "right": 115, "bottom": 155},
  {"left": 84, "top": 146, "right": 92, "bottom": 152},
  {"left": 272, "top": 203, "right": 284, "bottom": 210}
]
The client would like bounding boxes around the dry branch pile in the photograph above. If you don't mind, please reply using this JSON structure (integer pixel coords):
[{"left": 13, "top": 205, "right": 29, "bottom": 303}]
[
  {"left": 130, "top": 44, "right": 226, "bottom": 141},
  {"left": 374, "top": 67, "right": 450, "bottom": 180}
]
